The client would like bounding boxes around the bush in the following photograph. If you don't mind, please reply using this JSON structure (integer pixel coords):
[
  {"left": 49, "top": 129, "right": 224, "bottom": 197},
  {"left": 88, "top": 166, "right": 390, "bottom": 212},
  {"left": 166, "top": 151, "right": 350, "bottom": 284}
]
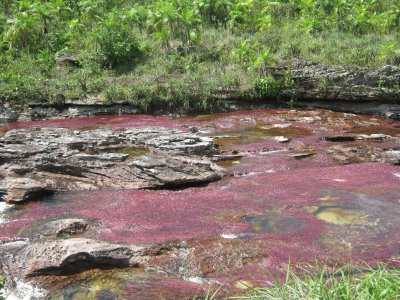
[
  {"left": 0, "top": 54, "right": 49, "bottom": 104},
  {"left": 96, "top": 17, "right": 142, "bottom": 70},
  {"left": 103, "top": 84, "right": 132, "bottom": 103}
]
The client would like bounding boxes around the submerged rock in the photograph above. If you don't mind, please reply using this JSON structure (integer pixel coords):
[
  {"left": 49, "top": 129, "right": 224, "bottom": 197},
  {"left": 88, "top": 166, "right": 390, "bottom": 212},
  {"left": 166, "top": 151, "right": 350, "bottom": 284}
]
[
  {"left": 19, "top": 218, "right": 91, "bottom": 240},
  {"left": 0, "top": 127, "right": 225, "bottom": 203},
  {"left": 289, "top": 152, "right": 316, "bottom": 159}
]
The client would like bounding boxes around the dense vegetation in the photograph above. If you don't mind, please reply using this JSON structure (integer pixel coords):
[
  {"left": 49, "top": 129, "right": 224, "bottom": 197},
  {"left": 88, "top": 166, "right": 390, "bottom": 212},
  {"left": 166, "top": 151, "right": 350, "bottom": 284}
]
[{"left": 1, "top": 0, "right": 400, "bottom": 112}]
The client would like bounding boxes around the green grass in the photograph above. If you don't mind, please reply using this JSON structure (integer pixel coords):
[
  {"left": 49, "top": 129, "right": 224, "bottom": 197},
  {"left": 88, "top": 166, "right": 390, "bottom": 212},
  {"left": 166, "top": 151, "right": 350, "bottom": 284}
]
[
  {"left": 201, "top": 263, "right": 400, "bottom": 300},
  {"left": 234, "top": 264, "right": 400, "bottom": 300},
  {"left": 1, "top": 0, "right": 400, "bottom": 111},
  {"left": 0, "top": 275, "right": 5, "bottom": 300}
]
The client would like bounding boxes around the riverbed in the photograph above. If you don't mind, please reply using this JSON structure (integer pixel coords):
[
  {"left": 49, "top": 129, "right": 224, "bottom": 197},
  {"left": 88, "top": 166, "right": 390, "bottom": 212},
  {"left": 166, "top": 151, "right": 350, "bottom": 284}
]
[{"left": 1, "top": 108, "right": 400, "bottom": 299}]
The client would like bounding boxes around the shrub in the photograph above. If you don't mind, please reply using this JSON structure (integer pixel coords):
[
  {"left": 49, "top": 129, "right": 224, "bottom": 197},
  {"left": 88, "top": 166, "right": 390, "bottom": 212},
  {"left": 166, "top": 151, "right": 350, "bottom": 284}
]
[
  {"left": 103, "top": 84, "right": 132, "bottom": 103},
  {"left": 0, "top": 54, "right": 49, "bottom": 104},
  {"left": 96, "top": 17, "right": 142, "bottom": 70}
]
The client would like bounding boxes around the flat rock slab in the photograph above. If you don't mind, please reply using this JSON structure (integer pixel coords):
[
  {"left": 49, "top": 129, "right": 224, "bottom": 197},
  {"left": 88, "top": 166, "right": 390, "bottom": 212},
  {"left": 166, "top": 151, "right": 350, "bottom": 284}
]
[
  {"left": 0, "top": 127, "right": 225, "bottom": 203},
  {"left": 0, "top": 238, "right": 144, "bottom": 277}
]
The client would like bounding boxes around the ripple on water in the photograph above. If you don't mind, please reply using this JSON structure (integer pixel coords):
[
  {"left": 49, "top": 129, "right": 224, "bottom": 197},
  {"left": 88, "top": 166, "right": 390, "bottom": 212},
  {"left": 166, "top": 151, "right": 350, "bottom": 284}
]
[
  {"left": 0, "top": 202, "right": 13, "bottom": 224},
  {"left": 3, "top": 280, "right": 47, "bottom": 300}
]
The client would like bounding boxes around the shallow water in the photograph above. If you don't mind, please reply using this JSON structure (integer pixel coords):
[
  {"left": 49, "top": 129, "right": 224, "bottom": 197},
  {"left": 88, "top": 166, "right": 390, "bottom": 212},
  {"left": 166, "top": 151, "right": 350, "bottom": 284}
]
[{"left": 1, "top": 108, "right": 400, "bottom": 299}]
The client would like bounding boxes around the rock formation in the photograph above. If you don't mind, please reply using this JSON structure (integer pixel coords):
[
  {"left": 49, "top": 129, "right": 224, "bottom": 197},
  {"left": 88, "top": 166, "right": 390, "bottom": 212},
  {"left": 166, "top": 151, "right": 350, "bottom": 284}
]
[{"left": 0, "top": 127, "right": 225, "bottom": 203}]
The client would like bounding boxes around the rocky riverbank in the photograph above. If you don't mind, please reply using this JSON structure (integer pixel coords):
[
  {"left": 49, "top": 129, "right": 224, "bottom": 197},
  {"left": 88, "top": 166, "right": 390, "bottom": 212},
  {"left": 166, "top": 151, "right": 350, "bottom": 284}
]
[{"left": 1, "top": 62, "right": 400, "bottom": 122}]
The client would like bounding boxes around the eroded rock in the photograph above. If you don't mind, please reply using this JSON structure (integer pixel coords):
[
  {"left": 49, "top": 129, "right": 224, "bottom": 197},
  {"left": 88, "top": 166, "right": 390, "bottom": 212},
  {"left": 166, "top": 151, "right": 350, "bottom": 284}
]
[
  {"left": 0, "top": 127, "right": 225, "bottom": 203},
  {"left": 0, "top": 238, "right": 143, "bottom": 277},
  {"left": 280, "top": 62, "right": 400, "bottom": 103}
]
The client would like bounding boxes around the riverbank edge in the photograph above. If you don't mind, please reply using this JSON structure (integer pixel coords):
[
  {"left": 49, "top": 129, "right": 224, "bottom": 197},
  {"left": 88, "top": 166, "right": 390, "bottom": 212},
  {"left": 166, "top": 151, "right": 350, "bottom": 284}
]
[{"left": 1, "top": 62, "right": 400, "bottom": 122}]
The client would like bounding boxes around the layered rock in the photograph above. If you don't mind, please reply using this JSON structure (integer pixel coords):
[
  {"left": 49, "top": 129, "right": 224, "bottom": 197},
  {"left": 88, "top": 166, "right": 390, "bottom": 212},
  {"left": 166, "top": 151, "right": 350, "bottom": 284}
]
[
  {"left": 283, "top": 62, "right": 400, "bottom": 102},
  {"left": 269, "top": 61, "right": 400, "bottom": 118},
  {"left": 0, "top": 127, "right": 225, "bottom": 203}
]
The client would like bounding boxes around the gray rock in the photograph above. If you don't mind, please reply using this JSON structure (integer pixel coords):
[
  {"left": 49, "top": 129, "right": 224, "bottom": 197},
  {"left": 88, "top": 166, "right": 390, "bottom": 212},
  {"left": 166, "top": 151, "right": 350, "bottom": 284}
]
[
  {"left": 384, "top": 150, "right": 400, "bottom": 164},
  {"left": 0, "top": 108, "right": 19, "bottom": 122},
  {"left": 0, "top": 127, "right": 225, "bottom": 203},
  {"left": 356, "top": 134, "right": 391, "bottom": 141},
  {"left": 30, "top": 108, "right": 59, "bottom": 120},
  {"left": 55, "top": 53, "right": 79, "bottom": 67},
  {"left": 0, "top": 238, "right": 143, "bottom": 277},
  {"left": 282, "top": 62, "right": 400, "bottom": 102},
  {"left": 388, "top": 112, "right": 400, "bottom": 121}
]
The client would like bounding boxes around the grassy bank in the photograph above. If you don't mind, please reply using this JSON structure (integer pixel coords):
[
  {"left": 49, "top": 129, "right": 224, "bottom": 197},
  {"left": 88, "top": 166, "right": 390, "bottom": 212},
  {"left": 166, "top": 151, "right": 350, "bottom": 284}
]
[
  {"left": 1, "top": 1, "right": 400, "bottom": 113},
  {"left": 242, "top": 264, "right": 400, "bottom": 300},
  {"left": 203, "top": 263, "right": 400, "bottom": 300}
]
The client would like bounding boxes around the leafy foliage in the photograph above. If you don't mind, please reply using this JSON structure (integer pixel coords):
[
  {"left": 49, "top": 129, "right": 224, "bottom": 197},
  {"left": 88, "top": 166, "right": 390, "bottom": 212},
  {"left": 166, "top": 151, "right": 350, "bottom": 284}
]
[
  {"left": 255, "top": 73, "right": 297, "bottom": 101},
  {"left": 0, "top": 0, "right": 399, "bottom": 109},
  {"left": 255, "top": 76, "right": 281, "bottom": 98},
  {"left": 96, "top": 16, "right": 142, "bottom": 69}
]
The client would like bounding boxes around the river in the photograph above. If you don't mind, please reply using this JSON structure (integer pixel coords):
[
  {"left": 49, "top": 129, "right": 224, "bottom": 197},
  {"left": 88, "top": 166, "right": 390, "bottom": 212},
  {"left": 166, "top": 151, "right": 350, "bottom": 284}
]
[{"left": 1, "top": 108, "right": 400, "bottom": 299}]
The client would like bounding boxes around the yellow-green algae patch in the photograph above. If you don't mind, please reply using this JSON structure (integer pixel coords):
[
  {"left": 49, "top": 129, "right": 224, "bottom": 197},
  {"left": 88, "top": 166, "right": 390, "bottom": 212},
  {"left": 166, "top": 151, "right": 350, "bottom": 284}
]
[
  {"left": 217, "top": 159, "right": 241, "bottom": 168},
  {"left": 314, "top": 206, "right": 367, "bottom": 225},
  {"left": 115, "top": 147, "right": 148, "bottom": 157},
  {"left": 85, "top": 147, "right": 149, "bottom": 157}
]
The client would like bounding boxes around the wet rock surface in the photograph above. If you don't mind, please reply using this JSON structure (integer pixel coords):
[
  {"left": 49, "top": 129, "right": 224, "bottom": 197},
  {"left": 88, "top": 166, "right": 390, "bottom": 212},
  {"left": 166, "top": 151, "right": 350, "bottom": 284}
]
[
  {"left": 0, "top": 127, "right": 224, "bottom": 203},
  {"left": 0, "top": 109, "right": 399, "bottom": 299}
]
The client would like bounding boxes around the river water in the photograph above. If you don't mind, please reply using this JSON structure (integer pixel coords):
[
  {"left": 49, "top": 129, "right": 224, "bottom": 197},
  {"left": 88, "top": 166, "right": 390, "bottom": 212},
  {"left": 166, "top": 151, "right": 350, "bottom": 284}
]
[{"left": 1, "top": 109, "right": 400, "bottom": 299}]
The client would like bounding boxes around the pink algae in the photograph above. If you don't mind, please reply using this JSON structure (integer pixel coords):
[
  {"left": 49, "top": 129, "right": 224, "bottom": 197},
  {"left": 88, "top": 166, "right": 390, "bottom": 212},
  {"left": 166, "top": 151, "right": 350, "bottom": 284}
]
[
  {"left": 0, "top": 114, "right": 185, "bottom": 132},
  {"left": 2, "top": 163, "right": 399, "bottom": 251}
]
